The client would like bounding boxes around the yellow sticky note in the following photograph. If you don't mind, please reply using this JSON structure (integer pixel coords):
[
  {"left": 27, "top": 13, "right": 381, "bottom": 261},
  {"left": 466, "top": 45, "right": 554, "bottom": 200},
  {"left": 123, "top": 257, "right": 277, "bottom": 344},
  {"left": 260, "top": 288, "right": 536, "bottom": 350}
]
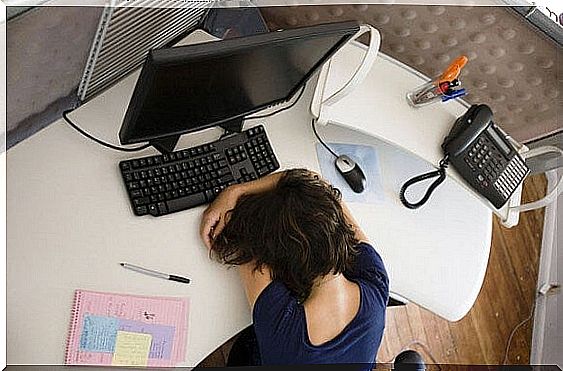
[{"left": 111, "top": 331, "right": 152, "bottom": 367}]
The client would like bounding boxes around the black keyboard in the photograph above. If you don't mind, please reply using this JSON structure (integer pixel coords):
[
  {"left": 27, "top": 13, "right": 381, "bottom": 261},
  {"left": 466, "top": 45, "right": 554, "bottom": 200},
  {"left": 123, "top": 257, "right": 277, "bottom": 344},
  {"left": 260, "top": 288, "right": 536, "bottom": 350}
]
[{"left": 119, "top": 125, "right": 279, "bottom": 216}]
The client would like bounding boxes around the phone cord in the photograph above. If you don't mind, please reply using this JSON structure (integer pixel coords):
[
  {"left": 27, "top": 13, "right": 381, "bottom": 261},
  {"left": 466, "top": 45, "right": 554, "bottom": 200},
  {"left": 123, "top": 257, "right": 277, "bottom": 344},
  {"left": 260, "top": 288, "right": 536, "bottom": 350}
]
[{"left": 399, "top": 156, "right": 449, "bottom": 209}]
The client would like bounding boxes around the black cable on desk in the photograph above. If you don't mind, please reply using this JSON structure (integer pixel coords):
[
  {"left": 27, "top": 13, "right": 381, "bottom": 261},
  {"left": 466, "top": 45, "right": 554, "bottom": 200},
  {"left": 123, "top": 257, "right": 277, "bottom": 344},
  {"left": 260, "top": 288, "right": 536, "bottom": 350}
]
[
  {"left": 311, "top": 118, "right": 339, "bottom": 158},
  {"left": 62, "top": 109, "right": 151, "bottom": 152},
  {"left": 399, "top": 156, "right": 449, "bottom": 209}
]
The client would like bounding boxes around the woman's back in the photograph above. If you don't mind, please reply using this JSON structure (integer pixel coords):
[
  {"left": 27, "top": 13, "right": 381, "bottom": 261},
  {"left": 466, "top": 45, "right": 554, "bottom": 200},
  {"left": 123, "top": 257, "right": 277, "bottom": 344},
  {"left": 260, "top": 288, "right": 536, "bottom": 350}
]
[
  {"left": 252, "top": 243, "right": 388, "bottom": 365},
  {"left": 200, "top": 169, "right": 389, "bottom": 365},
  {"left": 304, "top": 274, "right": 360, "bottom": 346}
]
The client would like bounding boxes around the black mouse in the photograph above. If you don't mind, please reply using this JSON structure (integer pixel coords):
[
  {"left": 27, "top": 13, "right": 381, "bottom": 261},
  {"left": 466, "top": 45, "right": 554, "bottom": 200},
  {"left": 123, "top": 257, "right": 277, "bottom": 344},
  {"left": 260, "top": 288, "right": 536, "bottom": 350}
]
[{"left": 335, "top": 155, "right": 366, "bottom": 193}]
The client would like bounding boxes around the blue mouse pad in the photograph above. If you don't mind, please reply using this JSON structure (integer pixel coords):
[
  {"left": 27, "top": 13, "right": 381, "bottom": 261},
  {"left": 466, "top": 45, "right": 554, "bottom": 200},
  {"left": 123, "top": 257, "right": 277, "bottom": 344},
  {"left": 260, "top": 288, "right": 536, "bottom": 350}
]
[{"left": 316, "top": 143, "right": 384, "bottom": 204}]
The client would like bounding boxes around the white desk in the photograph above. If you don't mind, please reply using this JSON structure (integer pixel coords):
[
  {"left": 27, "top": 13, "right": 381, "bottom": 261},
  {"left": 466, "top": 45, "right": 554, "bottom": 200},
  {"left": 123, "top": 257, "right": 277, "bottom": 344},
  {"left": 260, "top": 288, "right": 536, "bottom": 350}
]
[
  {"left": 312, "top": 38, "right": 523, "bottom": 225},
  {"left": 7, "top": 30, "right": 491, "bottom": 366}
]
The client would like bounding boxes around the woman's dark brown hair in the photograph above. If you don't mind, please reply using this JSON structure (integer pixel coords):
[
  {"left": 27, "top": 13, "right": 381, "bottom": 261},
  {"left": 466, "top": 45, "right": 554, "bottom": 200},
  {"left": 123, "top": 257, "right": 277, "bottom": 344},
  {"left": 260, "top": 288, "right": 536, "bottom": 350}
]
[{"left": 211, "top": 169, "right": 359, "bottom": 302}]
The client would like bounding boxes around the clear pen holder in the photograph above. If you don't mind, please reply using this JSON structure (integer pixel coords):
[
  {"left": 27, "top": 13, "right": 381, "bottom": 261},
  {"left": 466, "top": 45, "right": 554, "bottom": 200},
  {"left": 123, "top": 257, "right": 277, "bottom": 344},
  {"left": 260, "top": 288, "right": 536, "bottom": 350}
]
[{"left": 406, "top": 78, "right": 444, "bottom": 108}]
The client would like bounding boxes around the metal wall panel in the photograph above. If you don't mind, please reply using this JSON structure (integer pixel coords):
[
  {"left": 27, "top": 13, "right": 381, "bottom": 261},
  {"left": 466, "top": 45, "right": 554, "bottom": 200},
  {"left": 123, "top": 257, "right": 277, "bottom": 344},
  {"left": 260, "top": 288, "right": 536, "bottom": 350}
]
[{"left": 78, "top": 0, "right": 211, "bottom": 102}]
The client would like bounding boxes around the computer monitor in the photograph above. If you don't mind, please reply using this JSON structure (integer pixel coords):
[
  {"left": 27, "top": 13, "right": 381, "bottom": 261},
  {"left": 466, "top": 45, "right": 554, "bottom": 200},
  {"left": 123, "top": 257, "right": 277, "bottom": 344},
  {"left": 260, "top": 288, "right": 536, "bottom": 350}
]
[{"left": 119, "top": 21, "right": 361, "bottom": 153}]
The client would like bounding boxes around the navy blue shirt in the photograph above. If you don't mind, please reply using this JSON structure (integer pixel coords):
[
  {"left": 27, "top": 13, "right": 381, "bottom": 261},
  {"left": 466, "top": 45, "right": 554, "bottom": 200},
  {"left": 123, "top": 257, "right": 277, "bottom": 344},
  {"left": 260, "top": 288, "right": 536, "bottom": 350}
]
[{"left": 252, "top": 242, "right": 389, "bottom": 365}]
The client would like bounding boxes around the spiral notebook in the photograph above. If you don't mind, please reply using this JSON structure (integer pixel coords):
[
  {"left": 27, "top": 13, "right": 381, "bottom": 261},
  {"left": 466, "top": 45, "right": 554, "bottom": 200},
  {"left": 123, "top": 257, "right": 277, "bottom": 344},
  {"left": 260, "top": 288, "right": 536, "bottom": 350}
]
[{"left": 65, "top": 289, "right": 189, "bottom": 367}]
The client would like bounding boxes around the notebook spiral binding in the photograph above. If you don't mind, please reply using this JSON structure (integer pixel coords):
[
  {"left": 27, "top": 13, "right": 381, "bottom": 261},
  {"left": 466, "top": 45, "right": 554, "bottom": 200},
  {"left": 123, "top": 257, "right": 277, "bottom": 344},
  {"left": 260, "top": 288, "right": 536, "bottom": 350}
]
[{"left": 64, "top": 290, "right": 82, "bottom": 364}]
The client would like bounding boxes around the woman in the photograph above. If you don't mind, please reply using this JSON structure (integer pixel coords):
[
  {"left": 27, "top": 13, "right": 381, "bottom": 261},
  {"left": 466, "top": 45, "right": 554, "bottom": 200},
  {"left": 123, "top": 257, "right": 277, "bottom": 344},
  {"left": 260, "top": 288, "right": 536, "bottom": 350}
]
[{"left": 200, "top": 169, "right": 389, "bottom": 366}]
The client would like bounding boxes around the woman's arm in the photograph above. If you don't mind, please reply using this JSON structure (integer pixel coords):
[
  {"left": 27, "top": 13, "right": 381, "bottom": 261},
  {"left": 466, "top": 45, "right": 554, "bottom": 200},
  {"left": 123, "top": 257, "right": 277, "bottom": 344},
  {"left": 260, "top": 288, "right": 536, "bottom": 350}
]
[
  {"left": 200, "top": 171, "right": 284, "bottom": 249},
  {"left": 200, "top": 173, "right": 283, "bottom": 309},
  {"left": 340, "top": 200, "right": 370, "bottom": 244}
]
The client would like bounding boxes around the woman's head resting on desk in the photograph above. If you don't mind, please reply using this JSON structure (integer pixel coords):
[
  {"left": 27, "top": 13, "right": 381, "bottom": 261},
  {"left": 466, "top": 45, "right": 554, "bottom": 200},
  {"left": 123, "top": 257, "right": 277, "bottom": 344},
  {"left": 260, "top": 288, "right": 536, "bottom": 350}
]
[{"left": 210, "top": 169, "right": 360, "bottom": 303}]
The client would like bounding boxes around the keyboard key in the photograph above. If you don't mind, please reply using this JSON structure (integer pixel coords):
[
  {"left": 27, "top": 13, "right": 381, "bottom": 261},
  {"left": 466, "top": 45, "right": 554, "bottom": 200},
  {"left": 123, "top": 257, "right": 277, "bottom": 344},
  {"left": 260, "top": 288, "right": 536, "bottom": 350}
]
[
  {"left": 167, "top": 193, "right": 206, "bottom": 212},
  {"left": 258, "top": 167, "right": 269, "bottom": 176},
  {"left": 148, "top": 204, "right": 158, "bottom": 216},
  {"left": 133, "top": 198, "right": 149, "bottom": 206},
  {"left": 157, "top": 202, "right": 167, "bottom": 214},
  {"left": 205, "top": 189, "right": 214, "bottom": 200},
  {"left": 135, "top": 205, "right": 148, "bottom": 215},
  {"left": 219, "top": 174, "right": 234, "bottom": 184}
]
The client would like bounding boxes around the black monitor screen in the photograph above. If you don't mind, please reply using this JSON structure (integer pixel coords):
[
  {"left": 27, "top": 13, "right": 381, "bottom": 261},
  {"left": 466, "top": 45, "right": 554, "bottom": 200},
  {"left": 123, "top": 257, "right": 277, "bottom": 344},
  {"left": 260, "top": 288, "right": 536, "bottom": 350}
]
[{"left": 120, "top": 22, "right": 360, "bottom": 144}]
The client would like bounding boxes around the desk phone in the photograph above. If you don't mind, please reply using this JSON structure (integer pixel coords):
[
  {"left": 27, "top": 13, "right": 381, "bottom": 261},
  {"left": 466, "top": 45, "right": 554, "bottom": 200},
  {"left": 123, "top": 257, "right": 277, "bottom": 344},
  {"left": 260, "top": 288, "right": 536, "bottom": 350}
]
[
  {"left": 400, "top": 104, "right": 529, "bottom": 210},
  {"left": 443, "top": 104, "right": 529, "bottom": 209}
]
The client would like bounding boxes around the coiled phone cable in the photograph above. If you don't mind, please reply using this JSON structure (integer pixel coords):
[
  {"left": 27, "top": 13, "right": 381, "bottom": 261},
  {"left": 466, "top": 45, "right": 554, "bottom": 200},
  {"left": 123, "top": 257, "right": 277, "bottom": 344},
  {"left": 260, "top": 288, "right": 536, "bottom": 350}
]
[{"left": 399, "top": 156, "right": 449, "bottom": 209}]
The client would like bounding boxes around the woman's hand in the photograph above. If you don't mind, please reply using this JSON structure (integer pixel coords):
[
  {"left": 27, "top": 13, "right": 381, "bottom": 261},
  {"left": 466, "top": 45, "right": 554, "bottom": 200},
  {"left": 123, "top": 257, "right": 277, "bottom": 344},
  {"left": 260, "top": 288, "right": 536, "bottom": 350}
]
[
  {"left": 200, "top": 171, "right": 285, "bottom": 249},
  {"left": 200, "top": 184, "right": 244, "bottom": 249}
]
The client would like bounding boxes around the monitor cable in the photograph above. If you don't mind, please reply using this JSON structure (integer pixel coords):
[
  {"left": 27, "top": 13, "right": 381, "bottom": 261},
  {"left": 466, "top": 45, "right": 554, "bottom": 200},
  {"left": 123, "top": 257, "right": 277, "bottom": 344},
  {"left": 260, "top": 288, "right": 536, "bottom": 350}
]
[
  {"left": 311, "top": 118, "right": 339, "bottom": 158},
  {"left": 62, "top": 83, "right": 306, "bottom": 152},
  {"left": 62, "top": 109, "right": 151, "bottom": 152}
]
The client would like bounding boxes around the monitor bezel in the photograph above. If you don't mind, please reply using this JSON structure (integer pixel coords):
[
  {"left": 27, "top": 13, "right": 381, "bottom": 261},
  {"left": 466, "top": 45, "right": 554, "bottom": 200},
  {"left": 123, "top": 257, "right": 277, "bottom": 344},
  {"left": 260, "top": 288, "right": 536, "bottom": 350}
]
[{"left": 119, "top": 21, "right": 361, "bottom": 145}]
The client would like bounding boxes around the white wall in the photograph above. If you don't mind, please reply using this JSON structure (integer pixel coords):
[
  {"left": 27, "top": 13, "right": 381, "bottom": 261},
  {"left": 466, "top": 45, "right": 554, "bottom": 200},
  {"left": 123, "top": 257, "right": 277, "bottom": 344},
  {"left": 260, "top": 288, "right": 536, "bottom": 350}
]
[{"left": 531, "top": 168, "right": 562, "bottom": 367}]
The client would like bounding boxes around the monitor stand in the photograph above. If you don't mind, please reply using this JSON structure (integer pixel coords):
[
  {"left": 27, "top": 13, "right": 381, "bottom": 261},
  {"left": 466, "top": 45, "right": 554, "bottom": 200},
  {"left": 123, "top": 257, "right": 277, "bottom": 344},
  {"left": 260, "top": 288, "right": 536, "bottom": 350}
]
[
  {"left": 150, "top": 136, "right": 180, "bottom": 154},
  {"left": 219, "top": 117, "right": 244, "bottom": 137},
  {"left": 149, "top": 118, "right": 245, "bottom": 154}
]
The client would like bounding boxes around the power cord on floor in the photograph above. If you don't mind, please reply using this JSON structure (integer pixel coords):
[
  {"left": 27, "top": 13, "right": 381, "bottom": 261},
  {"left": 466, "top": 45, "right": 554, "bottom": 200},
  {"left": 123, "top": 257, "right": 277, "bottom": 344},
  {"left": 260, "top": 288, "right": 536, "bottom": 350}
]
[
  {"left": 62, "top": 109, "right": 151, "bottom": 152},
  {"left": 502, "top": 294, "right": 538, "bottom": 365}
]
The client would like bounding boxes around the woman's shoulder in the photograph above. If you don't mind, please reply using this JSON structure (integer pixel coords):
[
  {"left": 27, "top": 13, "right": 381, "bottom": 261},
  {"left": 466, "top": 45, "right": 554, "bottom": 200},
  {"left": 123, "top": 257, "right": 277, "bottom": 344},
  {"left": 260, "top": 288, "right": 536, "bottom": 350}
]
[
  {"left": 347, "top": 242, "right": 389, "bottom": 303},
  {"left": 253, "top": 280, "right": 299, "bottom": 323}
]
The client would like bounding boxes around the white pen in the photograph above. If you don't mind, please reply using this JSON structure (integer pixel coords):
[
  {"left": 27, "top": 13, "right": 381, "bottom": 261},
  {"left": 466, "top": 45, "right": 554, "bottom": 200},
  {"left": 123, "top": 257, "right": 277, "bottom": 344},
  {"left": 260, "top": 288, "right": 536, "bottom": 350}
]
[{"left": 120, "top": 262, "right": 191, "bottom": 284}]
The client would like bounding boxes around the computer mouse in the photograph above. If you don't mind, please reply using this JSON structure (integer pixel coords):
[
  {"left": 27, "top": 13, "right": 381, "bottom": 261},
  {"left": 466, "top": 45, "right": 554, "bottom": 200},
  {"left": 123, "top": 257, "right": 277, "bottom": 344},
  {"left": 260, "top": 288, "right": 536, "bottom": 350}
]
[{"left": 335, "top": 155, "right": 366, "bottom": 193}]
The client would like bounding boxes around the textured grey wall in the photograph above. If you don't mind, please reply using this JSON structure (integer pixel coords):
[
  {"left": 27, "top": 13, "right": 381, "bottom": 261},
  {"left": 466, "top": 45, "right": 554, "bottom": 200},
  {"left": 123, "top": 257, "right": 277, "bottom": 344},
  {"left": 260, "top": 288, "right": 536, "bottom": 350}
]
[{"left": 261, "top": 5, "right": 562, "bottom": 144}]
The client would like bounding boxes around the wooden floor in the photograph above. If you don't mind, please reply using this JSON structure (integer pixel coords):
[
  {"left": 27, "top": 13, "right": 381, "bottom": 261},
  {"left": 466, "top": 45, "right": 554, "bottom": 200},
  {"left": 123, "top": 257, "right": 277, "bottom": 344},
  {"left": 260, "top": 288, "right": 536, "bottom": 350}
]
[
  {"left": 198, "top": 174, "right": 547, "bottom": 367},
  {"left": 376, "top": 174, "right": 547, "bottom": 366}
]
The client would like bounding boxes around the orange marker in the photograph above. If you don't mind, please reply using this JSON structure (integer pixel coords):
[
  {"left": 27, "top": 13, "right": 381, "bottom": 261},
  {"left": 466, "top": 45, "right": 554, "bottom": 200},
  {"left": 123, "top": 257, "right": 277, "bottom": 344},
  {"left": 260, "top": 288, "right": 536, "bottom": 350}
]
[{"left": 439, "top": 55, "right": 468, "bottom": 85}]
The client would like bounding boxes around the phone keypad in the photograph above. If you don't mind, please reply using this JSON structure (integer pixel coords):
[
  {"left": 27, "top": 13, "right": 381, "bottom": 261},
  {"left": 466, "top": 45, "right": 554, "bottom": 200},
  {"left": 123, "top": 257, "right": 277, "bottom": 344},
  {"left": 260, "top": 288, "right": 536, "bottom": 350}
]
[
  {"left": 464, "top": 137, "right": 506, "bottom": 188},
  {"left": 493, "top": 156, "right": 529, "bottom": 200},
  {"left": 457, "top": 132, "right": 529, "bottom": 209}
]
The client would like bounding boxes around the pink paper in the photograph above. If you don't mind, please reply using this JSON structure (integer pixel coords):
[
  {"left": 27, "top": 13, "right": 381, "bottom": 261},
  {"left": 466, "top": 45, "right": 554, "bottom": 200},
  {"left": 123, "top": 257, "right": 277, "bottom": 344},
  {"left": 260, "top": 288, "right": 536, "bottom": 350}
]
[{"left": 65, "top": 289, "right": 189, "bottom": 367}]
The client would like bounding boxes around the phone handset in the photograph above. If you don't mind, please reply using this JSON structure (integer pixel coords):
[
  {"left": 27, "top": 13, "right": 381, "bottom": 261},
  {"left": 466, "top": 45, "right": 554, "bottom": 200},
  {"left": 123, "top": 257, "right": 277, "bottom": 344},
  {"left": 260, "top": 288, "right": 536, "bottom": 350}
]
[{"left": 442, "top": 104, "right": 493, "bottom": 157}]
